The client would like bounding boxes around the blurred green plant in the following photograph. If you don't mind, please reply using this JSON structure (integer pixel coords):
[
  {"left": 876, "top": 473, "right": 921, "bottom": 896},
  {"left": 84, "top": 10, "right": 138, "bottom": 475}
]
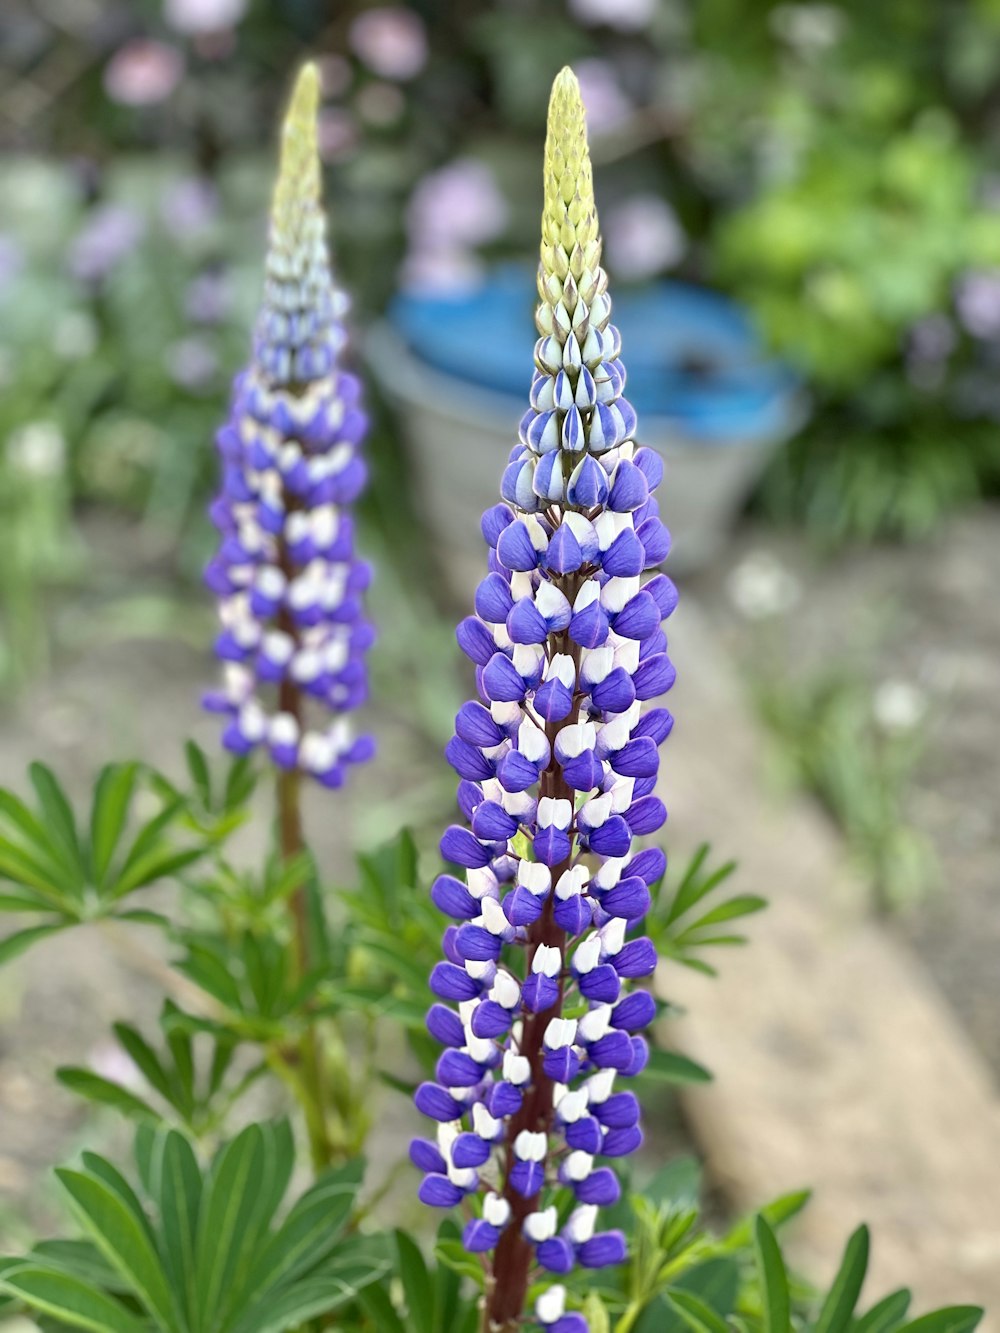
[{"left": 755, "top": 671, "right": 935, "bottom": 913}]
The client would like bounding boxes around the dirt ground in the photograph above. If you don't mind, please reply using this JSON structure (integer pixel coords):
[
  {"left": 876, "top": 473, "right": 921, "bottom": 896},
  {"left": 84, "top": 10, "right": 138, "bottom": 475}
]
[{"left": 689, "top": 503, "right": 1000, "bottom": 1080}]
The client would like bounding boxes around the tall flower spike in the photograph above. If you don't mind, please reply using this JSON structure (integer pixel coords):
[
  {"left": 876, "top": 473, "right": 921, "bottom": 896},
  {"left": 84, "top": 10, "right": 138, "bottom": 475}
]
[
  {"left": 413, "top": 67, "right": 676, "bottom": 1333},
  {"left": 203, "top": 64, "right": 375, "bottom": 787}
]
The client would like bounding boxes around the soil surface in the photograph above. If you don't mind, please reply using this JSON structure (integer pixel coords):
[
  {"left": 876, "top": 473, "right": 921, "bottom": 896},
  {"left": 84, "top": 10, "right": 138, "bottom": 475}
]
[{"left": 689, "top": 503, "right": 1000, "bottom": 1081}]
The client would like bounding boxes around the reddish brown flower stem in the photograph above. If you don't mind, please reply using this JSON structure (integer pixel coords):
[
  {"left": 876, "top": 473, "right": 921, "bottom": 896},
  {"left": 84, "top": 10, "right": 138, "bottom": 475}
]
[{"left": 483, "top": 580, "right": 583, "bottom": 1333}]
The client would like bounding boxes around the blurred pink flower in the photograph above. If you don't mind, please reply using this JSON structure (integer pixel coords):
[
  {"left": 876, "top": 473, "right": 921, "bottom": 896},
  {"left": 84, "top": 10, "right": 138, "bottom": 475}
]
[
  {"left": 402, "top": 247, "right": 485, "bottom": 296},
  {"left": 103, "top": 39, "right": 184, "bottom": 106},
  {"left": 317, "top": 108, "right": 359, "bottom": 163},
  {"left": 574, "top": 59, "right": 634, "bottom": 136},
  {"left": 956, "top": 269, "right": 1000, "bottom": 340},
  {"left": 569, "top": 0, "right": 655, "bottom": 31},
  {"left": 605, "top": 194, "right": 686, "bottom": 281},
  {"left": 349, "top": 7, "right": 428, "bottom": 81},
  {"left": 407, "top": 158, "right": 508, "bottom": 253},
  {"left": 164, "top": 0, "right": 246, "bottom": 34}
]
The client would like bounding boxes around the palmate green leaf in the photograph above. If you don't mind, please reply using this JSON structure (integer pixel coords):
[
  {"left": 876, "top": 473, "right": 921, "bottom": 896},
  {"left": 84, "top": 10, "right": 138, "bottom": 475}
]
[
  {"left": 55, "top": 1166, "right": 180, "bottom": 1331},
  {"left": 0, "top": 761, "right": 212, "bottom": 959},
  {"left": 435, "top": 1237, "right": 486, "bottom": 1289},
  {"left": 854, "top": 1289, "right": 912, "bottom": 1333},
  {"left": 664, "top": 1286, "right": 733, "bottom": 1333},
  {"left": 396, "top": 1230, "right": 435, "bottom": 1333},
  {"left": 153, "top": 1132, "right": 202, "bottom": 1330},
  {"left": 814, "top": 1224, "right": 869, "bottom": 1333},
  {"left": 431, "top": 1220, "right": 469, "bottom": 1331},
  {"left": 897, "top": 1309, "right": 983, "bottom": 1333},
  {"left": 319, "top": 980, "right": 429, "bottom": 1028},
  {"left": 754, "top": 1217, "right": 791, "bottom": 1333},
  {"left": 90, "top": 763, "right": 139, "bottom": 889},
  {"left": 0, "top": 921, "right": 70, "bottom": 964},
  {"left": 0, "top": 786, "right": 81, "bottom": 896},
  {"left": 0, "top": 838, "right": 78, "bottom": 909},
  {"left": 641, "top": 1049, "right": 713, "bottom": 1085},
  {"left": 193, "top": 1122, "right": 268, "bottom": 1327},
  {"left": 230, "top": 1265, "right": 388, "bottom": 1333},
  {"left": 721, "top": 1190, "right": 812, "bottom": 1253},
  {"left": 113, "top": 1023, "right": 176, "bottom": 1106},
  {"left": 28, "top": 763, "right": 85, "bottom": 888},
  {"left": 643, "top": 1156, "right": 703, "bottom": 1211},
  {"left": 663, "top": 846, "right": 738, "bottom": 925},
  {"left": 0, "top": 1261, "right": 149, "bottom": 1333},
  {"left": 680, "top": 895, "right": 768, "bottom": 932},
  {"left": 173, "top": 937, "right": 245, "bottom": 1012},
  {"left": 110, "top": 846, "right": 207, "bottom": 902},
  {"left": 55, "top": 1068, "right": 164, "bottom": 1124},
  {"left": 245, "top": 1158, "right": 363, "bottom": 1302},
  {"left": 358, "top": 1281, "right": 407, "bottom": 1333},
  {"left": 184, "top": 742, "right": 212, "bottom": 809},
  {"left": 30, "top": 1239, "right": 127, "bottom": 1292},
  {"left": 7, "top": 1121, "right": 373, "bottom": 1333}
]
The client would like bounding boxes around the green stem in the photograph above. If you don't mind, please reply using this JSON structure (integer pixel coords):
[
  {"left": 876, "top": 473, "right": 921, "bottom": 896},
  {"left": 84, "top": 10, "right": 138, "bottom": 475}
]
[{"left": 277, "top": 764, "right": 334, "bottom": 1172}]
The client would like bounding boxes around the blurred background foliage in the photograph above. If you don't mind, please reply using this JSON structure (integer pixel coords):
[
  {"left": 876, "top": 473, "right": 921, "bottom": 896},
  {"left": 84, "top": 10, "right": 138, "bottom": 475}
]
[{"left": 3, "top": 0, "right": 1000, "bottom": 680}]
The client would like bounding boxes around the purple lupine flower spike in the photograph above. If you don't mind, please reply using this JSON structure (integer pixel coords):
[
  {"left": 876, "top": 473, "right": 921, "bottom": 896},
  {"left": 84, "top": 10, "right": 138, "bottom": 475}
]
[
  {"left": 413, "top": 66, "right": 676, "bottom": 1331},
  {"left": 203, "top": 64, "right": 374, "bottom": 786}
]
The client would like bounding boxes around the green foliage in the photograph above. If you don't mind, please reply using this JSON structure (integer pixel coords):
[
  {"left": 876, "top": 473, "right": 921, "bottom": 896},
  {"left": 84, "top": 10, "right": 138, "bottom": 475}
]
[
  {"left": 55, "top": 999, "right": 266, "bottom": 1138},
  {"left": 354, "top": 1225, "right": 479, "bottom": 1333},
  {"left": 0, "top": 1123, "right": 387, "bottom": 1332},
  {"left": 648, "top": 844, "right": 765, "bottom": 976},
  {"left": 0, "top": 754, "right": 984, "bottom": 1333},
  {"left": 756, "top": 672, "right": 934, "bottom": 912},
  {"left": 744, "top": 1216, "right": 982, "bottom": 1333},
  {"left": 0, "top": 761, "right": 213, "bottom": 959}
]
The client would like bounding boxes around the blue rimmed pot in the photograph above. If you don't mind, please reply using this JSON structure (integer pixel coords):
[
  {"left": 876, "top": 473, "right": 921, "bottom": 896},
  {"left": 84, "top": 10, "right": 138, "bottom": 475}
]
[{"left": 369, "top": 264, "right": 807, "bottom": 573}]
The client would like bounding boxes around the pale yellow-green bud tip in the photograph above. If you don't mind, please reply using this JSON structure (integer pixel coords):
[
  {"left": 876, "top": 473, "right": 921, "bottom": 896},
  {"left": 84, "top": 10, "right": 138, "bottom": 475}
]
[
  {"left": 272, "top": 62, "right": 322, "bottom": 242},
  {"left": 541, "top": 65, "right": 601, "bottom": 290}
]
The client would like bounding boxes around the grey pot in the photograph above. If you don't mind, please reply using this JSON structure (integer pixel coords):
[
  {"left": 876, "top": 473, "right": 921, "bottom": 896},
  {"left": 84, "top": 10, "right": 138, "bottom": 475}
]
[{"left": 368, "top": 321, "right": 808, "bottom": 575}]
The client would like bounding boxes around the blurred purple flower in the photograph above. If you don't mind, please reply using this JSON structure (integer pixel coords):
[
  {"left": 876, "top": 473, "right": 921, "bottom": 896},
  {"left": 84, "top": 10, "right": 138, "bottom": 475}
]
[
  {"left": 185, "top": 268, "right": 231, "bottom": 324},
  {"left": 349, "top": 7, "right": 428, "bottom": 81},
  {"left": 955, "top": 269, "right": 1000, "bottom": 340},
  {"left": 318, "top": 108, "right": 359, "bottom": 163},
  {"left": 908, "top": 314, "right": 956, "bottom": 364},
  {"left": 605, "top": 195, "right": 686, "bottom": 281},
  {"left": 103, "top": 39, "right": 184, "bottom": 106},
  {"left": 161, "top": 176, "right": 219, "bottom": 233},
  {"left": 0, "top": 234, "right": 23, "bottom": 291},
  {"left": 166, "top": 335, "right": 219, "bottom": 390},
  {"left": 164, "top": 0, "right": 247, "bottom": 34},
  {"left": 407, "top": 158, "right": 508, "bottom": 253},
  {"left": 905, "top": 313, "right": 956, "bottom": 391},
  {"left": 569, "top": 0, "right": 655, "bottom": 31},
  {"left": 69, "top": 204, "right": 144, "bottom": 284},
  {"left": 574, "top": 60, "right": 634, "bottom": 137}
]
